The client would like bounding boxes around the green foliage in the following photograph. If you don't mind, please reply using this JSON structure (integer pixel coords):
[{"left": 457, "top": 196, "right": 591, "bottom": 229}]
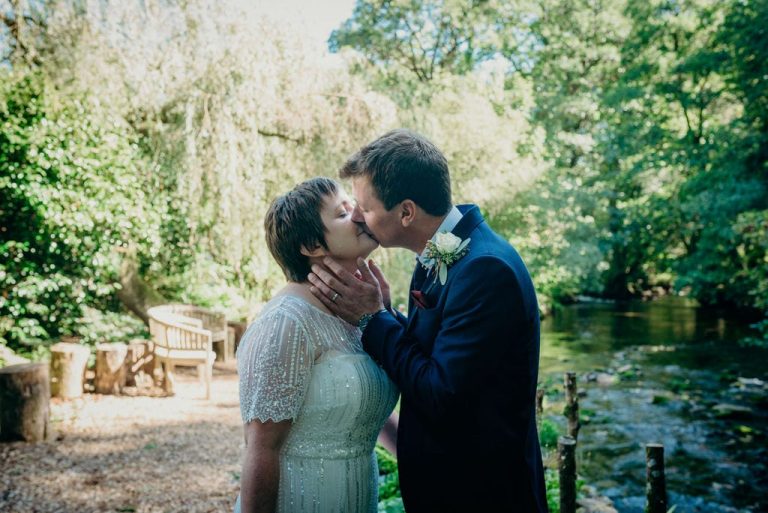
[
  {"left": 2, "top": 0, "right": 767, "bottom": 353},
  {"left": 545, "top": 468, "right": 560, "bottom": 513},
  {"left": 375, "top": 445, "right": 399, "bottom": 475},
  {"left": 739, "top": 316, "right": 768, "bottom": 349},
  {"left": 330, "top": 0, "right": 523, "bottom": 83},
  {"left": 375, "top": 445, "right": 402, "bottom": 511},
  {"left": 0, "top": 70, "right": 165, "bottom": 353},
  {"left": 539, "top": 418, "right": 560, "bottom": 449},
  {"left": 73, "top": 307, "right": 148, "bottom": 348},
  {"left": 732, "top": 210, "right": 768, "bottom": 310},
  {"left": 377, "top": 496, "right": 405, "bottom": 513}
]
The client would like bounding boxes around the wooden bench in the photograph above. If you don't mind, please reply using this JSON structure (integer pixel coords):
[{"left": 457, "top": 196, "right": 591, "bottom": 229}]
[
  {"left": 149, "top": 304, "right": 231, "bottom": 362},
  {"left": 147, "top": 307, "right": 215, "bottom": 399}
]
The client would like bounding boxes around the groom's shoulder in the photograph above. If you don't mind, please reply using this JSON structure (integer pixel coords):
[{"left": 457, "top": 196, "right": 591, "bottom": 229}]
[
  {"left": 461, "top": 223, "right": 532, "bottom": 282},
  {"left": 469, "top": 222, "right": 520, "bottom": 261}
]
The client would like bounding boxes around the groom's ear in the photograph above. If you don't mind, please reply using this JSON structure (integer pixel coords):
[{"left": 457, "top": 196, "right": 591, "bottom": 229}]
[
  {"left": 300, "top": 244, "right": 326, "bottom": 258},
  {"left": 399, "top": 199, "right": 417, "bottom": 227}
]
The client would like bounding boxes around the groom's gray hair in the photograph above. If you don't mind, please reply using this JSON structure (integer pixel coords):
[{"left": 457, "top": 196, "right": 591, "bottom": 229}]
[{"left": 340, "top": 129, "right": 451, "bottom": 216}]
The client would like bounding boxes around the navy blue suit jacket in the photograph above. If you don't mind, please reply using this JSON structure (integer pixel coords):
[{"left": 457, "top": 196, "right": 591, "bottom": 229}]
[{"left": 363, "top": 205, "right": 547, "bottom": 512}]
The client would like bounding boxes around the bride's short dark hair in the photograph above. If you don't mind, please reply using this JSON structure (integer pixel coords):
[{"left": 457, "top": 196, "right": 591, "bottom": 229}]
[
  {"left": 265, "top": 177, "right": 338, "bottom": 282},
  {"left": 340, "top": 129, "right": 451, "bottom": 216}
]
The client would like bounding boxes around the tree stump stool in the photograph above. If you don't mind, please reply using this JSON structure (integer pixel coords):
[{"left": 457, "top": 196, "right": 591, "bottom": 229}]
[
  {"left": 124, "top": 339, "right": 154, "bottom": 388},
  {"left": 0, "top": 363, "right": 51, "bottom": 442},
  {"left": 95, "top": 343, "right": 128, "bottom": 394},
  {"left": 50, "top": 342, "right": 90, "bottom": 399}
]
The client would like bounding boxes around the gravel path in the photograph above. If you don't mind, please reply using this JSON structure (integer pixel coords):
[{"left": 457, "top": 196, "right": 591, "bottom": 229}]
[{"left": 1, "top": 365, "right": 243, "bottom": 513}]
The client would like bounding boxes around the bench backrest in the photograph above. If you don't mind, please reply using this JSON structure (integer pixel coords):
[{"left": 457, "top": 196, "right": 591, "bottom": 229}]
[
  {"left": 148, "top": 310, "right": 213, "bottom": 352},
  {"left": 149, "top": 304, "right": 226, "bottom": 338}
]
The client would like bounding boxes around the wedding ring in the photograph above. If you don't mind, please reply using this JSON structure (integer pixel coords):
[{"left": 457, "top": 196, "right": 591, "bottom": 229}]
[{"left": 331, "top": 292, "right": 340, "bottom": 303}]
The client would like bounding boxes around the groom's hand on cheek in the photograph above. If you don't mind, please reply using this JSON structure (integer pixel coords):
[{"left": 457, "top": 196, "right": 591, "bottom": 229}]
[{"left": 308, "top": 257, "right": 385, "bottom": 326}]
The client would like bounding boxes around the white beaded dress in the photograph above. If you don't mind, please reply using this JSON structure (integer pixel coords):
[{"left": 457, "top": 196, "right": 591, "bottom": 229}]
[{"left": 234, "top": 295, "right": 398, "bottom": 513}]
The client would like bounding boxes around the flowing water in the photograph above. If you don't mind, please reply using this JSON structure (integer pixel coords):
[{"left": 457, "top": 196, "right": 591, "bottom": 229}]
[{"left": 539, "top": 297, "right": 768, "bottom": 513}]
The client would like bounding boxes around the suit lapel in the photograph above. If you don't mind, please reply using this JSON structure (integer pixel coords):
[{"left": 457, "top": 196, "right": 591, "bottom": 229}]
[
  {"left": 405, "top": 204, "right": 485, "bottom": 332},
  {"left": 451, "top": 204, "right": 484, "bottom": 241}
]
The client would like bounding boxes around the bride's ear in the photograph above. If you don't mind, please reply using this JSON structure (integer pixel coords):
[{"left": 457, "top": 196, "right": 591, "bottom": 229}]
[
  {"left": 300, "top": 243, "right": 326, "bottom": 258},
  {"left": 400, "top": 199, "right": 417, "bottom": 227}
]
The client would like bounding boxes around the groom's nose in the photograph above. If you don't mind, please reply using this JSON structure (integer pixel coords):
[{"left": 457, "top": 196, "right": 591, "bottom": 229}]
[{"left": 351, "top": 205, "right": 364, "bottom": 223}]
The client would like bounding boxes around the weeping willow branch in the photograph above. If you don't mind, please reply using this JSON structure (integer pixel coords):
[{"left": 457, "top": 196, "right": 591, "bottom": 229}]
[{"left": 257, "top": 128, "right": 305, "bottom": 144}]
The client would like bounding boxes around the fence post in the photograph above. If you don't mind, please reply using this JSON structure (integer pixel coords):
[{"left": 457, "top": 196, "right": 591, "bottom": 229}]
[
  {"left": 536, "top": 388, "right": 545, "bottom": 417},
  {"left": 646, "top": 443, "right": 667, "bottom": 513},
  {"left": 564, "top": 371, "right": 580, "bottom": 440},
  {"left": 558, "top": 435, "right": 577, "bottom": 513}
]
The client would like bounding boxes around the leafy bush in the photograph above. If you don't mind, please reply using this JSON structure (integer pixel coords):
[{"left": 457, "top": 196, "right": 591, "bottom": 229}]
[
  {"left": 545, "top": 468, "right": 560, "bottom": 513},
  {"left": 539, "top": 418, "right": 560, "bottom": 449},
  {"left": 73, "top": 307, "right": 148, "bottom": 348},
  {"left": 0, "top": 70, "right": 164, "bottom": 353},
  {"left": 375, "top": 445, "right": 403, "bottom": 512}
]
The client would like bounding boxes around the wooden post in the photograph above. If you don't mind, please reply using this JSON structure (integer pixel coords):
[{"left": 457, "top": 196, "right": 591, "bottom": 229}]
[
  {"left": 95, "top": 343, "right": 128, "bottom": 394},
  {"left": 50, "top": 342, "right": 90, "bottom": 399},
  {"left": 228, "top": 320, "right": 247, "bottom": 354},
  {"left": 558, "top": 435, "right": 577, "bottom": 513},
  {"left": 0, "top": 363, "right": 51, "bottom": 442},
  {"left": 536, "top": 388, "right": 545, "bottom": 417},
  {"left": 564, "top": 371, "right": 580, "bottom": 440},
  {"left": 213, "top": 328, "right": 233, "bottom": 363},
  {"left": 646, "top": 443, "right": 667, "bottom": 513}
]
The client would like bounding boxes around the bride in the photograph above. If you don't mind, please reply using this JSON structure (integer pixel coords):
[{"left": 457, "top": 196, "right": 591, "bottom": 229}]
[{"left": 235, "top": 177, "right": 399, "bottom": 513}]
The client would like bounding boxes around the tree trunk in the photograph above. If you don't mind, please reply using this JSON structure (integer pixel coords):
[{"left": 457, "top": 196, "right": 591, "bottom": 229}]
[
  {"left": 50, "top": 342, "right": 90, "bottom": 399},
  {"left": 0, "top": 362, "right": 50, "bottom": 442},
  {"left": 116, "top": 247, "right": 166, "bottom": 324},
  {"left": 94, "top": 343, "right": 128, "bottom": 394}
]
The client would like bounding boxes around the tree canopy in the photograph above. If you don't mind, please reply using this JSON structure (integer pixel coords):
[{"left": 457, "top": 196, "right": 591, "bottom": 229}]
[{"left": 1, "top": 0, "right": 766, "bottom": 353}]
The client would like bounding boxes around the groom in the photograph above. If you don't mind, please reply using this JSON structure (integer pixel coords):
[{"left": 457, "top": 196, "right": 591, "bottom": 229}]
[{"left": 309, "top": 129, "right": 547, "bottom": 512}]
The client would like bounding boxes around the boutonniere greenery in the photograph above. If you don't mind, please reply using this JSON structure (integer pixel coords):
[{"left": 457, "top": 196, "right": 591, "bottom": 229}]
[{"left": 422, "top": 232, "right": 471, "bottom": 285}]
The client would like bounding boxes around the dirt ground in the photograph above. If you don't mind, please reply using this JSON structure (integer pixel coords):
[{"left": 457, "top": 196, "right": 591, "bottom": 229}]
[{"left": 1, "top": 364, "right": 244, "bottom": 513}]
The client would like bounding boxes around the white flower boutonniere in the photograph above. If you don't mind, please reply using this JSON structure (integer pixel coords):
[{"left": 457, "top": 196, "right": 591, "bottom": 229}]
[{"left": 422, "top": 232, "right": 471, "bottom": 285}]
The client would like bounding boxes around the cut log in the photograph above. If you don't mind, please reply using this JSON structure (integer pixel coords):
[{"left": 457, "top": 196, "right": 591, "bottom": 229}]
[
  {"left": 94, "top": 343, "right": 128, "bottom": 394},
  {"left": 50, "top": 342, "right": 90, "bottom": 399},
  {"left": 124, "top": 339, "right": 153, "bottom": 387},
  {"left": 0, "top": 363, "right": 50, "bottom": 442}
]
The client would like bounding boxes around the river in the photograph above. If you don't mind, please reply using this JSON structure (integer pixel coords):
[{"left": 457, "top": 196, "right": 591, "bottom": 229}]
[{"left": 539, "top": 297, "right": 768, "bottom": 513}]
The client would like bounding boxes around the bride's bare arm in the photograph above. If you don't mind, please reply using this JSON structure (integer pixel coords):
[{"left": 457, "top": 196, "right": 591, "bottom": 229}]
[
  {"left": 377, "top": 411, "right": 399, "bottom": 458},
  {"left": 240, "top": 419, "right": 292, "bottom": 513}
]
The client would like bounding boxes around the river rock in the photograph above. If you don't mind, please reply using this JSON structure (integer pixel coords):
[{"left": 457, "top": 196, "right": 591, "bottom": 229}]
[
  {"left": 712, "top": 403, "right": 753, "bottom": 419},
  {"left": 737, "top": 377, "right": 765, "bottom": 388},
  {"left": 578, "top": 497, "right": 618, "bottom": 513},
  {"left": 596, "top": 372, "right": 618, "bottom": 386}
]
